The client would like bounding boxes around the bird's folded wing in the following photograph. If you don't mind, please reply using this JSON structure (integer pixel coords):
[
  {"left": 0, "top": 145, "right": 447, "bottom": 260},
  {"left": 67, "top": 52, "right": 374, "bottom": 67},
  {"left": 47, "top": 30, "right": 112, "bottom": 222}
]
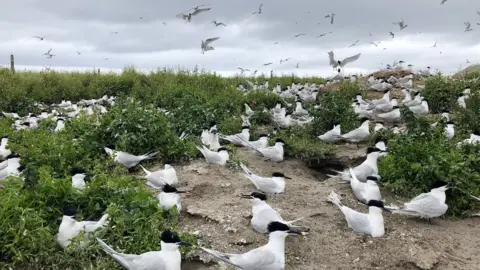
[{"left": 233, "top": 247, "right": 277, "bottom": 269}]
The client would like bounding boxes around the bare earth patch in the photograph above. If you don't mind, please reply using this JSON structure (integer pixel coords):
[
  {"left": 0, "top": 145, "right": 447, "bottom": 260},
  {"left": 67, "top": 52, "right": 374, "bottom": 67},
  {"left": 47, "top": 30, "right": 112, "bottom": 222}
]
[{"left": 143, "top": 148, "right": 480, "bottom": 270}]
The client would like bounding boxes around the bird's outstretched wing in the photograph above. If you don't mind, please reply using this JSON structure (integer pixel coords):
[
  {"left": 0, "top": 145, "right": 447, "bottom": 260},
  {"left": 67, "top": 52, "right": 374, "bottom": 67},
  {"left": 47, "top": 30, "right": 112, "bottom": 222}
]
[
  {"left": 176, "top": 13, "right": 188, "bottom": 20},
  {"left": 191, "top": 7, "right": 211, "bottom": 16},
  {"left": 328, "top": 51, "right": 337, "bottom": 67},
  {"left": 340, "top": 53, "right": 361, "bottom": 67},
  {"left": 205, "top": 37, "right": 220, "bottom": 46}
]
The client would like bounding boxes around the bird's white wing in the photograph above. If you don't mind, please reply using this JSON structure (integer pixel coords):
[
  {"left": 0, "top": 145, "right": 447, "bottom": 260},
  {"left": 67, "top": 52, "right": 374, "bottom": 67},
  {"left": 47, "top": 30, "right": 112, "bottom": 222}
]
[
  {"left": 176, "top": 13, "right": 188, "bottom": 20},
  {"left": 406, "top": 192, "right": 431, "bottom": 204},
  {"left": 230, "top": 246, "right": 278, "bottom": 269},
  {"left": 342, "top": 207, "right": 370, "bottom": 232},
  {"left": 340, "top": 53, "right": 361, "bottom": 67},
  {"left": 249, "top": 175, "right": 279, "bottom": 192},
  {"left": 191, "top": 7, "right": 211, "bottom": 16},
  {"left": 246, "top": 80, "right": 254, "bottom": 87},
  {"left": 205, "top": 37, "right": 220, "bottom": 45},
  {"left": 328, "top": 51, "right": 337, "bottom": 67}
]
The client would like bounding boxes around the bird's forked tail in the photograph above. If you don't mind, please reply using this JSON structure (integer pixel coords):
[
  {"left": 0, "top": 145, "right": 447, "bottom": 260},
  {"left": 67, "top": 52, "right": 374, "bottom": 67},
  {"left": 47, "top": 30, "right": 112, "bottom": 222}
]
[{"left": 328, "top": 190, "right": 344, "bottom": 208}]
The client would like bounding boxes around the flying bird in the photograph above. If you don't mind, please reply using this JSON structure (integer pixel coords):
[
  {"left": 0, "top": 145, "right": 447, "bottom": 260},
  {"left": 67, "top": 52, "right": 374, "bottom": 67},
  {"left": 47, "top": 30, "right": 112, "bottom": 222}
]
[
  {"left": 111, "top": 31, "right": 119, "bottom": 34},
  {"left": 296, "top": 63, "right": 299, "bottom": 68},
  {"left": 432, "top": 41, "right": 437, "bottom": 47},
  {"left": 467, "top": 59, "right": 471, "bottom": 63},
  {"left": 176, "top": 7, "right": 211, "bottom": 22},
  {"left": 328, "top": 51, "right": 361, "bottom": 68},
  {"left": 163, "top": 21, "right": 167, "bottom": 26},
  {"left": 273, "top": 42, "right": 279, "bottom": 45},
  {"left": 211, "top": 20, "right": 226, "bottom": 27},
  {"left": 104, "top": 58, "right": 110, "bottom": 60},
  {"left": 76, "top": 51, "right": 84, "bottom": 55},
  {"left": 139, "top": 16, "right": 143, "bottom": 19},
  {"left": 252, "top": 4, "right": 263, "bottom": 15},
  {"left": 370, "top": 42, "right": 380, "bottom": 47},
  {"left": 43, "top": 49, "right": 53, "bottom": 56},
  {"left": 389, "top": 31, "right": 395, "bottom": 38},
  {"left": 393, "top": 19, "right": 408, "bottom": 30},
  {"left": 348, "top": 40, "right": 360, "bottom": 47},
  {"left": 464, "top": 21, "right": 473, "bottom": 32},
  {"left": 441, "top": 0, "right": 448, "bottom": 4},
  {"left": 33, "top": 35, "right": 51, "bottom": 41},
  {"left": 263, "top": 62, "right": 273, "bottom": 66},
  {"left": 201, "top": 37, "right": 220, "bottom": 54},
  {"left": 316, "top": 32, "right": 333, "bottom": 38},
  {"left": 293, "top": 33, "right": 306, "bottom": 38},
  {"left": 325, "top": 13, "right": 335, "bottom": 24}
]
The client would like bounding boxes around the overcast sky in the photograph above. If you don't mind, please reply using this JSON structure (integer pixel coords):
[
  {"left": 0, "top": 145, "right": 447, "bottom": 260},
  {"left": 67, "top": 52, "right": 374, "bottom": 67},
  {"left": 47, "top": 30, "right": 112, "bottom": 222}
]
[{"left": 1, "top": 0, "right": 480, "bottom": 77}]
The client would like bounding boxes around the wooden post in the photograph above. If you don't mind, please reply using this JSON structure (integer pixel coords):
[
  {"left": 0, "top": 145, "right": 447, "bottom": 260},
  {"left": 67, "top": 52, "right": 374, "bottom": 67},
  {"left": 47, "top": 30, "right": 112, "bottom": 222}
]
[{"left": 10, "top": 54, "right": 15, "bottom": 73}]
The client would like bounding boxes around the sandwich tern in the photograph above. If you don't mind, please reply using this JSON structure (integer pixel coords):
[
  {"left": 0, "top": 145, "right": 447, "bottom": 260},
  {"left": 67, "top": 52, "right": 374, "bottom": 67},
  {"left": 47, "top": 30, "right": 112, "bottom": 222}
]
[
  {"left": 201, "top": 37, "right": 220, "bottom": 54},
  {"left": 328, "top": 147, "right": 386, "bottom": 182},
  {"left": 328, "top": 51, "right": 361, "bottom": 68},
  {"left": 196, "top": 146, "right": 229, "bottom": 165},
  {"left": 97, "top": 230, "right": 191, "bottom": 269},
  {"left": 200, "top": 221, "right": 302, "bottom": 269},
  {"left": 240, "top": 163, "right": 290, "bottom": 194},
  {"left": 317, "top": 122, "right": 341, "bottom": 143},
  {"left": 328, "top": 190, "right": 389, "bottom": 237},
  {"left": 140, "top": 161, "right": 178, "bottom": 188},
  {"left": 156, "top": 184, "right": 186, "bottom": 213},
  {"left": 104, "top": 146, "right": 158, "bottom": 169}
]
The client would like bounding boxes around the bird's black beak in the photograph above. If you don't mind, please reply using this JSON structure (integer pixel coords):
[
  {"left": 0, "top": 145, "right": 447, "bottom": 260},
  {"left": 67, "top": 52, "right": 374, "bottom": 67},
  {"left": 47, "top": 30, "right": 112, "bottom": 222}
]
[
  {"left": 380, "top": 150, "right": 388, "bottom": 153},
  {"left": 177, "top": 242, "right": 192, "bottom": 246},
  {"left": 240, "top": 194, "right": 253, "bottom": 199},
  {"left": 382, "top": 207, "right": 392, "bottom": 213},
  {"left": 176, "top": 190, "right": 187, "bottom": 194},
  {"left": 284, "top": 176, "right": 292, "bottom": 179},
  {"left": 287, "top": 229, "right": 303, "bottom": 235},
  {"left": 85, "top": 173, "right": 94, "bottom": 177}
]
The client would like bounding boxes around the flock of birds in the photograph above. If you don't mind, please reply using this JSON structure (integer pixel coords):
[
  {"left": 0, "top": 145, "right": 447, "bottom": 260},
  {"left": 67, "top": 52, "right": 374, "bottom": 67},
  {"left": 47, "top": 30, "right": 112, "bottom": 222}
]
[
  {"left": 1, "top": 59, "right": 480, "bottom": 268},
  {"left": 19, "top": 2, "right": 479, "bottom": 77}
]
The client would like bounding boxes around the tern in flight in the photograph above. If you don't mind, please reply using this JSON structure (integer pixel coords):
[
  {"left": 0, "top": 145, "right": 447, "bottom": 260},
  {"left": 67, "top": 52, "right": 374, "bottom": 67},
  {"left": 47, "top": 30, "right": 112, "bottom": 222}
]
[{"left": 33, "top": 34, "right": 51, "bottom": 41}]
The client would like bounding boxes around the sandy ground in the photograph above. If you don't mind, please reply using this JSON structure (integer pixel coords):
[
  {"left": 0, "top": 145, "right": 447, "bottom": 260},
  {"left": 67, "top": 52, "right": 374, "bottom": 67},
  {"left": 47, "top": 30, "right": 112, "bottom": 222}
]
[{"left": 140, "top": 146, "right": 480, "bottom": 270}]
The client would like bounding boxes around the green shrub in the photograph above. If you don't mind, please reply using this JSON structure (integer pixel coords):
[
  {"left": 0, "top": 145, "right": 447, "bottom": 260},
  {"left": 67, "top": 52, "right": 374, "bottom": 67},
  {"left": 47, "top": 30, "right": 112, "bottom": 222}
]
[
  {"left": 378, "top": 127, "right": 480, "bottom": 217},
  {"left": 309, "top": 81, "right": 360, "bottom": 136},
  {"left": 422, "top": 75, "right": 472, "bottom": 113},
  {"left": 0, "top": 167, "right": 195, "bottom": 268},
  {"left": 453, "top": 90, "right": 480, "bottom": 138}
]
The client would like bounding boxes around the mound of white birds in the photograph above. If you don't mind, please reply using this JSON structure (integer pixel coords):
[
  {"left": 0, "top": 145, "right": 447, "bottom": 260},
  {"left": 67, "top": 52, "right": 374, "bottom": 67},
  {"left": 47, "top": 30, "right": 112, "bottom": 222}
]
[{"left": 1, "top": 69, "right": 479, "bottom": 269}]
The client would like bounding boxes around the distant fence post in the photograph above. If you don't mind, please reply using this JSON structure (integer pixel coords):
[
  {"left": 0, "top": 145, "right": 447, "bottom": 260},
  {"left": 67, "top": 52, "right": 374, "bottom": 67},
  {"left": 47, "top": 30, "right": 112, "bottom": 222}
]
[{"left": 10, "top": 54, "right": 15, "bottom": 73}]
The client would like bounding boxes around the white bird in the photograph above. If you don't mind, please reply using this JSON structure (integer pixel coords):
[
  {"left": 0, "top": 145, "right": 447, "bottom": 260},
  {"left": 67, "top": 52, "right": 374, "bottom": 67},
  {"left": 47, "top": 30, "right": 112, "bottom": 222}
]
[
  {"left": 317, "top": 123, "right": 341, "bottom": 142},
  {"left": 156, "top": 184, "right": 186, "bottom": 214},
  {"left": 240, "top": 163, "right": 290, "bottom": 194},
  {"left": 374, "top": 98, "right": 398, "bottom": 113},
  {"left": 254, "top": 138, "right": 285, "bottom": 162},
  {"left": 404, "top": 92, "right": 423, "bottom": 107},
  {"left": 220, "top": 126, "right": 250, "bottom": 146},
  {"left": 33, "top": 34, "right": 51, "bottom": 40},
  {"left": 211, "top": 20, "right": 226, "bottom": 26},
  {"left": 104, "top": 146, "right": 158, "bottom": 170},
  {"left": 54, "top": 118, "right": 65, "bottom": 132},
  {"left": 393, "top": 18, "right": 408, "bottom": 30},
  {"left": 444, "top": 121, "right": 455, "bottom": 140},
  {"left": 464, "top": 21, "right": 473, "bottom": 32},
  {"left": 338, "top": 118, "right": 371, "bottom": 144},
  {"left": 408, "top": 99, "right": 429, "bottom": 116},
  {"left": 377, "top": 106, "right": 401, "bottom": 122},
  {"left": 328, "top": 190, "right": 388, "bottom": 237},
  {"left": 70, "top": 167, "right": 92, "bottom": 190},
  {"left": 140, "top": 161, "right": 178, "bottom": 188},
  {"left": 0, "top": 136, "right": 12, "bottom": 160},
  {"left": 97, "top": 230, "right": 191, "bottom": 270},
  {"left": 244, "top": 103, "right": 255, "bottom": 117},
  {"left": 386, "top": 180, "right": 449, "bottom": 220},
  {"left": 241, "top": 192, "right": 307, "bottom": 233},
  {"left": 57, "top": 207, "right": 109, "bottom": 249},
  {"left": 176, "top": 7, "right": 211, "bottom": 22},
  {"left": 196, "top": 146, "right": 229, "bottom": 165},
  {"left": 241, "top": 134, "right": 270, "bottom": 149},
  {"left": 374, "top": 122, "right": 385, "bottom": 133},
  {"left": 292, "top": 97, "right": 309, "bottom": 116},
  {"left": 252, "top": 4, "right": 263, "bottom": 15},
  {"left": 458, "top": 130, "right": 480, "bottom": 146},
  {"left": 328, "top": 51, "right": 361, "bottom": 68},
  {"left": 457, "top": 93, "right": 467, "bottom": 108},
  {"left": 328, "top": 147, "right": 386, "bottom": 182},
  {"left": 200, "top": 221, "right": 302, "bottom": 270},
  {"left": 348, "top": 168, "right": 382, "bottom": 204},
  {"left": 1, "top": 112, "right": 20, "bottom": 119},
  {"left": 0, "top": 157, "right": 24, "bottom": 181},
  {"left": 201, "top": 37, "right": 220, "bottom": 54}
]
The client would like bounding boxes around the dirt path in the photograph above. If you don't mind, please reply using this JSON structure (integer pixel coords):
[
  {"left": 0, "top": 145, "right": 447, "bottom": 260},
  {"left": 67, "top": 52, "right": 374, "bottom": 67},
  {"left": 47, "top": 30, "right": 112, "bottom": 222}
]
[{"left": 144, "top": 148, "right": 480, "bottom": 270}]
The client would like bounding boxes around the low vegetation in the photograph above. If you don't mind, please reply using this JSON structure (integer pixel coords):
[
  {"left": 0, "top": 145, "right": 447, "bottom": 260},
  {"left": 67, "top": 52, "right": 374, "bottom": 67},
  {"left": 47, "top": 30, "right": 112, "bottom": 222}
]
[{"left": 0, "top": 68, "right": 479, "bottom": 268}]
